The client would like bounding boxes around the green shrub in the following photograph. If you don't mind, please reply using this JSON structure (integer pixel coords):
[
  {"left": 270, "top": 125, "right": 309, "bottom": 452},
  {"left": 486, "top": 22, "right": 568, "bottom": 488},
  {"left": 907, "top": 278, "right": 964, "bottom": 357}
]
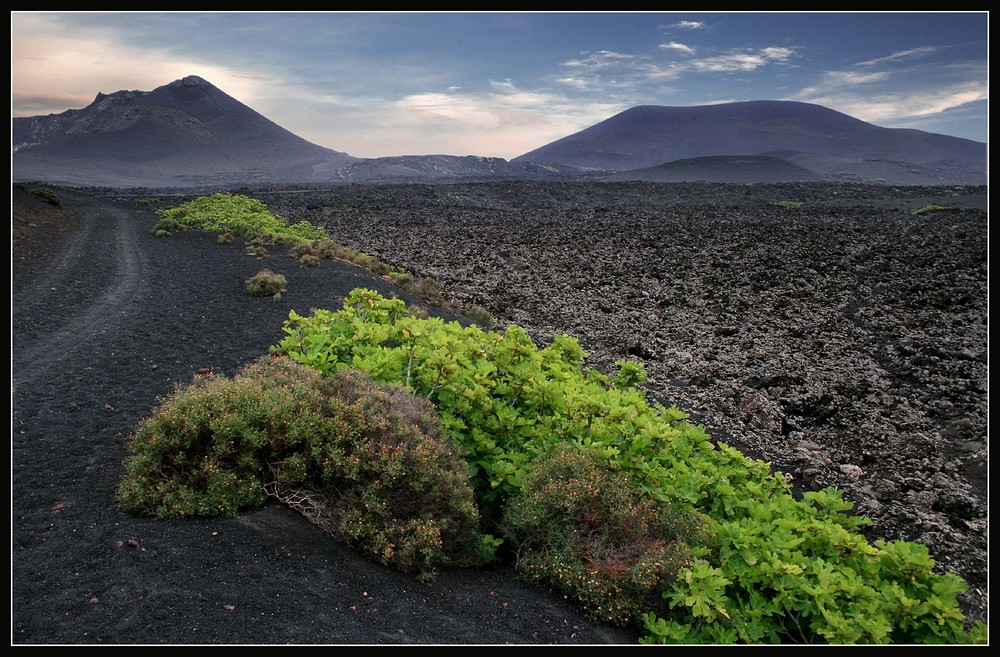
[
  {"left": 30, "top": 187, "right": 62, "bottom": 207},
  {"left": 217, "top": 232, "right": 233, "bottom": 245},
  {"left": 245, "top": 268, "right": 286, "bottom": 298},
  {"left": 912, "top": 204, "right": 949, "bottom": 215},
  {"left": 313, "top": 238, "right": 342, "bottom": 260},
  {"left": 151, "top": 217, "right": 184, "bottom": 235},
  {"left": 116, "top": 357, "right": 493, "bottom": 579},
  {"left": 246, "top": 245, "right": 268, "bottom": 257},
  {"left": 288, "top": 243, "right": 315, "bottom": 259},
  {"left": 503, "top": 443, "right": 710, "bottom": 627},
  {"left": 158, "top": 193, "right": 326, "bottom": 243},
  {"left": 272, "top": 288, "right": 987, "bottom": 645},
  {"left": 299, "top": 254, "right": 321, "bottom": 268}
]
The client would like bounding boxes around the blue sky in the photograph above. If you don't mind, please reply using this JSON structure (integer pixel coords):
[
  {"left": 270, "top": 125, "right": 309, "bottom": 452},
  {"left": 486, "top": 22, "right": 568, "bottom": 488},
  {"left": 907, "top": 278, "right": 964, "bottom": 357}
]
[{"left": 11, "top": 11, "right": 989, "bottom": 159}]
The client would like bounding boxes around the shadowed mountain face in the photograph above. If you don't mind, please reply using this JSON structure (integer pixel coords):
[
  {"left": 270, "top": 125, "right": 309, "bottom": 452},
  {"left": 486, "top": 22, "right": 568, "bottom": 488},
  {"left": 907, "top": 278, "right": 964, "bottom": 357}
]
[
  {"left": 12, "top": 78, "right": 987, "bottom": 188},
  {"left": 12, "top": 75, "right": 359, "bottom": 188},
  {"left": 600, "top": 155, "right": 824, "bottom": 184},
  {"left": 514, "top": 101, "right": 986, "bottom": 186}
]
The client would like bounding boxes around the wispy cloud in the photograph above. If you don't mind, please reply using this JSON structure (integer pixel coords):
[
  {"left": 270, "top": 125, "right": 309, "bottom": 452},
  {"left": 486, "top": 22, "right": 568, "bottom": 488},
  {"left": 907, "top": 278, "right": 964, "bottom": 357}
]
[
  {"left": 671, "top": 20, "right": 705, "bottom": 30},
  {"left": 795, "top": 80, "right": 987, "bottom": 124},
  {"left": 659, "top": 41, "right": 695, "bottom": 55},
  {"left": 687, "top": 47, "right": 795, "bottom": 73},
  {"left": 858, "top": 46, "right": 938, "bottom": 66},
  {"left": 562, "top": 50, "right": 634, "bottom": 69}
]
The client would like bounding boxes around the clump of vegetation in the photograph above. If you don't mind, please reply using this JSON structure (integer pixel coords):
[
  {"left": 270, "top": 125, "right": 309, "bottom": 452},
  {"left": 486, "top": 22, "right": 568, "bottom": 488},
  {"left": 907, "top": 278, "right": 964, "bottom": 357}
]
[
  {"left": 158, "top": 193, "right": 327, "bottom": 242},
  {"left": 245, "top": 268, "right": 286, "bottom": 299},
  {"left": 912, "top": 204, "right": 949, "bottom": 215},
  {"left": 245, "top": 244, "right": 268, "bottom": 257},
  {"left": 288, "top": 243, "right": 315, "bottom": 259},
  {"left": 116, "top": 356, "right": 494, "bottom": 580},
  {"left": 217, "top": 232, "right": 233, "bottom": 245},
  {"left": 299, "top": 254, "right": 321, "bottom": 268},
  {"left": 463, "top": 304, "right": 496, "bottom": 330},
  {"left": 269, "top": 288, "right": 986, "bottom": 645},
  {"left": 30, "top": 187, "right": 62, "bottom": 207},
  {"left": 151, "top": 216, "right": 184, "bottom": 236},
  {"left": 503, "top": 443, "right": 710, "bottom": 626}
]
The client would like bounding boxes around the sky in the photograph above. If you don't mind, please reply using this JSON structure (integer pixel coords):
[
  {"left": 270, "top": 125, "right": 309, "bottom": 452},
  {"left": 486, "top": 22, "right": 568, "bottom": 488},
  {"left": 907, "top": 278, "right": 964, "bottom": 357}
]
[{"left": 10, "top": 11, "right": 989, "bottom": 160}]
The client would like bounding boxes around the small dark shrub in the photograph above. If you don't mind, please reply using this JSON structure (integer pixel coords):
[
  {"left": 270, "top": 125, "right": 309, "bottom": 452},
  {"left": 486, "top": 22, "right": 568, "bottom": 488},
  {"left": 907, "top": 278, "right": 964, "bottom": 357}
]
[
  {"left": 314, "top": 238, "right": 341, "bottom": 259},
  {"left": 245, "top": 268, "right": 286, "bottom": 298},
  {"left": 30, "top": 188, "right": 62, "bottom": 207},
  {"left": 463, "top": 304, "right": 496, "bottom": 330},
  {"left": 289, "top": 243, "right": 315, "bottom": 259},
  {"left": 502, "top": 443, "right": 709, "bottom": 627},
  {"left": 151, "top": 217, "right": 183, "bottom": 235}
]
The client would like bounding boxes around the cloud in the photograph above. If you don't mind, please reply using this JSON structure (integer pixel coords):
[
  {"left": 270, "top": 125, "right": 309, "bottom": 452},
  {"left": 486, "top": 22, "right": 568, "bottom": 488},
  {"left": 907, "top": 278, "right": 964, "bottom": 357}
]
[
  {"left": 11, "top": 14, "right": 259, "bottom": 117},
  {"left": 659, "top": 42, "right": 695, "bottom": 55},
  {"left": 316, "top": 81, "right": 627, "bottom": 159},
  {"left": 795, "top": 80, "right": 988, "bottom": 124},
  {"left": 858, "top": 46, "right": 938, "bottom": 67},
  {"left": 671, "top": 21, "right": 704, "bottom": 30},
  {"left": 820, "top": 71, "right": 890, "bottom": 86},
  {"left": 688, "top": 47, "right": 795, "bottom": 73},
  {"left": 562, "top": 50, "right": 634, "bottom": 69}
]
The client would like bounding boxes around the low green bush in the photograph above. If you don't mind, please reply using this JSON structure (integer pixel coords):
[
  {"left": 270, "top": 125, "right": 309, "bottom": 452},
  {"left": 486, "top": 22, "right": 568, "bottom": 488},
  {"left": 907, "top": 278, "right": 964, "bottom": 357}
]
[
  {"left": 271, "top": 288, "right": 987, "bottom": 644},
  {"left": 116, "top": 356, "right": 493, "bottom": 579},
  {"left": 912, "top": 204, "right": 949, "bottom": 215},
  {"left": 151, "top": 217, "right": 184, "bottom": 235},
  {"left": 158, "top": 193, "right": 326, "bottom": 243}
]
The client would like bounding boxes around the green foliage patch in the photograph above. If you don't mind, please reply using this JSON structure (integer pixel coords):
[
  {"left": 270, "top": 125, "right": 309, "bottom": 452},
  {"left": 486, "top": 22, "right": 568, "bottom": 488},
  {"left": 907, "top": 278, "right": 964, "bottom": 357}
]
[
  {"left": 270, "top": 288, "right": 986, "bottom": 644},
  {"left": 159, "top": 193, "right": 327, "bottom": 242}
]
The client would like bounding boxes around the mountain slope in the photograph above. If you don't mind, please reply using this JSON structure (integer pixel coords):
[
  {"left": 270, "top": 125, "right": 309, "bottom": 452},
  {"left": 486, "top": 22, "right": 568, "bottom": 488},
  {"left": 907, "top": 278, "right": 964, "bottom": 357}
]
[
  {"left": 12, "top": 75, "right": 359, "bottom": 187},
  {"left": 599, "top": 154, "right": 824, "bottom": 184},
  {"left": 513, "top": 101, "right": 986, "bottom": 185}
]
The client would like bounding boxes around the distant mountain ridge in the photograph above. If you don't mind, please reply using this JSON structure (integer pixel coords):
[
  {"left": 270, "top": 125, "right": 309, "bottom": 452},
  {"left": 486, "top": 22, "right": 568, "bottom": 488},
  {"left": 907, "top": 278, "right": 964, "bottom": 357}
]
[
  {"left": 514, "top": 101, "right": 986, "bottom": 186},
  {"left": 12, "top": 76, "right": 987, "bottom": 188}
]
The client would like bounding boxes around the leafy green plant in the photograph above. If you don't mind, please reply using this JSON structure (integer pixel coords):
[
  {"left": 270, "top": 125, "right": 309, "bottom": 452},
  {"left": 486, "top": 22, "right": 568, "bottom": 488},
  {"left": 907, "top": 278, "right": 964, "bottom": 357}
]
[
  {"left": 911, "top": 204, "right": 949, "bottom": 215},
  {"left": 245, "top": 268, "right": 286, "bottom": 299},
  {"left": 271, "top": 288, "right": 987, "bottom": 645},
  {"left": 299, "top": 254, "right": 321, "bottom": 268},
  {"left": 116, "top": 356, "right": 494, "bottom": 580},
  {"left": 158, "top": 193, "right": 326, "bottom": 242}
]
